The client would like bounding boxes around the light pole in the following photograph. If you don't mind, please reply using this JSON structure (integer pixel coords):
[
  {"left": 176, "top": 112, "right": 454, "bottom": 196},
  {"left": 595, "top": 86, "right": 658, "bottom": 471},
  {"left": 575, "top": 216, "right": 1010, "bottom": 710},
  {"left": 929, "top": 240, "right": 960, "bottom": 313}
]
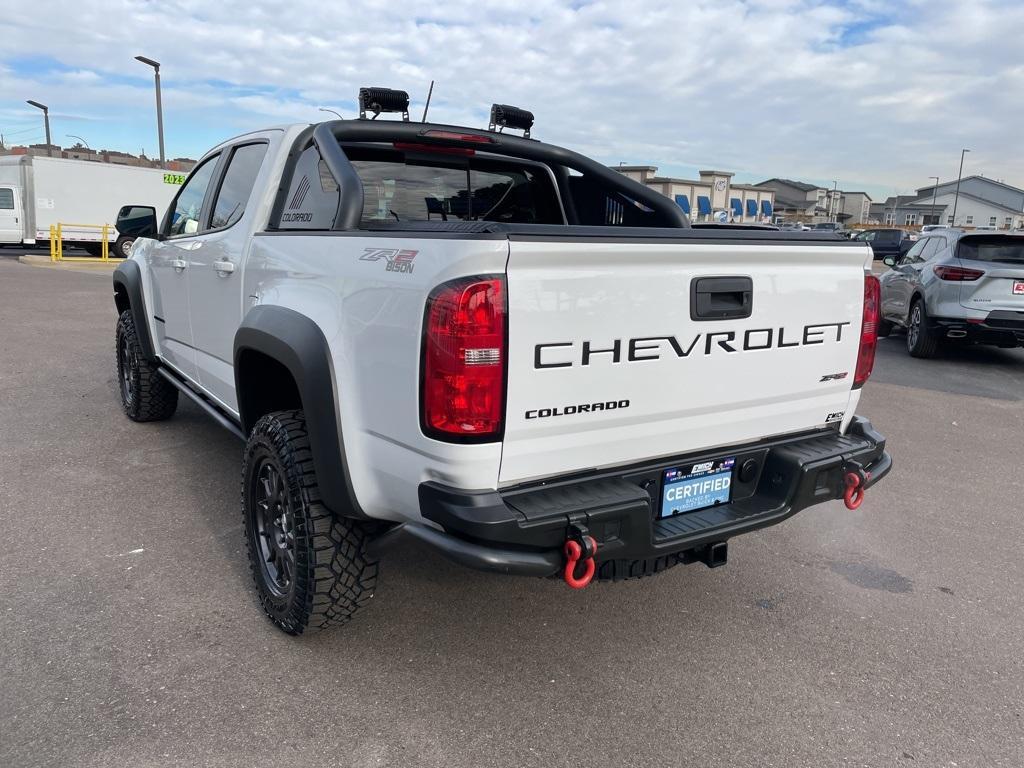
[
  {"left": 66, "top": 134, "right": 90, "bottom": 149},
  {"left": 135, "top": 56, "right": 165, "bottom": 168},
  {"left": 928, "top": 176, "right": 939, "bottom": 225},
  {"left": 831, "top": 180, "right": 839, "bottom": 223},
  {"left": 951, "top": 148, "right": 969, "bottom": 226},
  {"left": 26, "top": 100, "right": 52, "bottom": 157},
  {"left": 318, "top": 107, "right": 343, "bottom": 119}
]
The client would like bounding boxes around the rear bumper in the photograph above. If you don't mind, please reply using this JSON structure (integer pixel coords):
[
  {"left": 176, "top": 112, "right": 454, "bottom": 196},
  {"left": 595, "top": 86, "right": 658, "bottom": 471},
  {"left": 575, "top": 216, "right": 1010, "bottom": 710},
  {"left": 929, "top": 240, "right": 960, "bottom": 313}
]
[
  {"left": 933, "top": 311, "right": 1024, "bottom": 345},
  {"left": 376, "top": 417, "right": 891, "bottom": 577}
]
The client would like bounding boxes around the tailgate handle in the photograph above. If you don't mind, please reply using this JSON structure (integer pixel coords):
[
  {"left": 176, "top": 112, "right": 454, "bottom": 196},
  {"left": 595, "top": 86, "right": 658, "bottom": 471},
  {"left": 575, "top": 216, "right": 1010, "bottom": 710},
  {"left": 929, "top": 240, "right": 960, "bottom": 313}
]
[{"left": 690, "top": 276, "right": 753, "bottom": 321}]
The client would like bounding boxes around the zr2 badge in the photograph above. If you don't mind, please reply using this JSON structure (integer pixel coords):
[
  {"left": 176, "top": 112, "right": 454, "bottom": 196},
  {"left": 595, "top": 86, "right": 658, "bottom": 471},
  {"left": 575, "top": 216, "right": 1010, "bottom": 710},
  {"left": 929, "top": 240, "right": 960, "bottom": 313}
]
[{"left": 359, "top": 248, "right": 418, "bottom": 274}]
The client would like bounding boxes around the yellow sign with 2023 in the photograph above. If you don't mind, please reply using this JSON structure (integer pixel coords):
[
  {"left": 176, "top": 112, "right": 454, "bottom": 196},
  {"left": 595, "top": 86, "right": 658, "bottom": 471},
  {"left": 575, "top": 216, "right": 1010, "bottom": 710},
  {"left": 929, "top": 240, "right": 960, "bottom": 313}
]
[{"left": 163, "top": 173, "right": 186, "bottom": 185}]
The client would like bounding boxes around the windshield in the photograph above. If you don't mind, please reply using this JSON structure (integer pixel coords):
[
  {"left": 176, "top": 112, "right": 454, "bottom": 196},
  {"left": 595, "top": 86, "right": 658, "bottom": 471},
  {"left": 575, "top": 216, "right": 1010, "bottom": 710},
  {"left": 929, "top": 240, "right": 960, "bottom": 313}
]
[{"left": 957, "top": 236, "right": 1024, "bottom": 264}]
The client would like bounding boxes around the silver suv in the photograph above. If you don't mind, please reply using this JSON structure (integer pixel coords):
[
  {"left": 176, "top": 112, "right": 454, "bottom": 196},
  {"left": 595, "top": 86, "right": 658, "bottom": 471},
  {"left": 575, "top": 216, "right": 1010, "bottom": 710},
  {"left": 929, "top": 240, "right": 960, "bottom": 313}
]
[{"left": 878, "top": 231, "right": 1024, "bottom": 357}]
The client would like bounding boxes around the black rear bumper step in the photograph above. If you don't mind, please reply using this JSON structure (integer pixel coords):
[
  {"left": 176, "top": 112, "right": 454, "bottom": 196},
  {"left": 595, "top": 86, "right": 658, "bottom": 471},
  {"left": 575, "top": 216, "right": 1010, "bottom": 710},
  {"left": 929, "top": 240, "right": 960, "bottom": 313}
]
[{"left": 395, "top": 417, "right": 890, "bottom": 577}]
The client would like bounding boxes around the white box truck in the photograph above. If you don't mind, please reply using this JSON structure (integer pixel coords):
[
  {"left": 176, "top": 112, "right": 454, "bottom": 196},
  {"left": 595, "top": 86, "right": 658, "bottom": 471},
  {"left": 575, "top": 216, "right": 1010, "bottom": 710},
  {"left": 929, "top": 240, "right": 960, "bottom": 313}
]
[{"left": 0, "top": 155, "right": 181, "bottom": 256}]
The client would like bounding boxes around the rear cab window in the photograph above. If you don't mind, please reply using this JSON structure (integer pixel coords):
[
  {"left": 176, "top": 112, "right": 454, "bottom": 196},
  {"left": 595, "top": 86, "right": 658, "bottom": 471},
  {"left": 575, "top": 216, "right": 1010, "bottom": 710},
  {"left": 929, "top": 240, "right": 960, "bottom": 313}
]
[{"left": 345, "top": 147, "right": 563, "bottom": 226}]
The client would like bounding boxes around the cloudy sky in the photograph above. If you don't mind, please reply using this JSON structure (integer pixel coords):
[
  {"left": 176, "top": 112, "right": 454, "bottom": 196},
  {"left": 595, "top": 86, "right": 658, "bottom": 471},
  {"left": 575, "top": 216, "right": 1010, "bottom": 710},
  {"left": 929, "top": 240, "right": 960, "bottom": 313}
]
[{"left": 1, "top": 0, "right": 1022, "bottom": 199}]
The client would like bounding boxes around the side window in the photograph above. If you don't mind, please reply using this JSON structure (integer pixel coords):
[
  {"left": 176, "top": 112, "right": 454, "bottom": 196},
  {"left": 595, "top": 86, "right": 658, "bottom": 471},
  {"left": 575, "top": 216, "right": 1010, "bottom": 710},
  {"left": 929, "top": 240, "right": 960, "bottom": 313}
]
[
  {"left": 0, "top": 188, "right": 14, "bottom": 209},
  {"left": 902, "top": 239, "right": 927, "bottom": 263},
  {"left": 861, "top": 231, "right": 876, "bottom": 242},
  {"left": 166, "top": 155, "right": 220, "bottom": 237},
  {"left": 917, "top": 238, "right": 939, "bottom": 262},
  {"left": 209, "top": 143, "right": 268, "bottom": 230},
  {"left": 924, "top": 237, "right": 947, "bottom": 260}
]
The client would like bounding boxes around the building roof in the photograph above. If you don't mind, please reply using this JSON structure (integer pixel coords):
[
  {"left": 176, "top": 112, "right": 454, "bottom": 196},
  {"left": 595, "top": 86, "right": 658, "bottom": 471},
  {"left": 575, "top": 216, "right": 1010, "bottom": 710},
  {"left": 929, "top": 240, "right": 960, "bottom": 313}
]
[
  {"left": 915, "top": 174, "right": 1024, "bottom": 197},
  {"left": 698, "top": 169, "right": 735, "bottom": 177},
  {"left": 613, "top": 165, "right": 658, "bottom": 172},
  {"left": 757, "top": 178, "right": 819, "bottom": 192},
  {"left": 905, "top": 189, "right": 1024, "bottom": 215}
]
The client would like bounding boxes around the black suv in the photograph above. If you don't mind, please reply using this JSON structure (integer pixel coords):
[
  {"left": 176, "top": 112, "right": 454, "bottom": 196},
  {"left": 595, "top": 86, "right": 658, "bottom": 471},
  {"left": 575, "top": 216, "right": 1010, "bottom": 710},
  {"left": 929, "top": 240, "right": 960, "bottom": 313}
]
[{"left": 852, "top": 228, "right": 917, "bottom": 260}]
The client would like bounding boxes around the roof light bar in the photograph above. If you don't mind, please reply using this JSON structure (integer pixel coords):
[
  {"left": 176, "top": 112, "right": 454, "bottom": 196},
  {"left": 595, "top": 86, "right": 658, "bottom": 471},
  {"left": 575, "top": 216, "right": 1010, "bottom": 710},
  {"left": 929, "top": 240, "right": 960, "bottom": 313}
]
[
  {"left": 488, "top": 104, "right": 534, "bottom": 138},
  {"left": 358, "top": 87, "right": 410, "bottom": 121}
]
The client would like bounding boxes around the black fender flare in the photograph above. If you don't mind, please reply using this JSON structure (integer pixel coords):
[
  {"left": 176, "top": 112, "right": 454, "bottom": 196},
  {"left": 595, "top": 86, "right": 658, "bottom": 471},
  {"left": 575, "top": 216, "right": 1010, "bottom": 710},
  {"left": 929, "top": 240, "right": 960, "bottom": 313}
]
[
  {"left": 112, "top": 259, "right": 156, "bottom": 361},
  {"left": 233, "top": 305, "right": 367, "bottom": 519}
]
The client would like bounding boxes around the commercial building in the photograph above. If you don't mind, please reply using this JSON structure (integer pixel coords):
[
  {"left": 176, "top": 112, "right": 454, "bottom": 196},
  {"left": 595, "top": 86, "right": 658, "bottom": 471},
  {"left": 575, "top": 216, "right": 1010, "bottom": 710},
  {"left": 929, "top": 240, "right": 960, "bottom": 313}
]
[
  {"left": 614, "top": 166, "right": 775, "bottom": 223},
  {"left": 870, "top": 176, "right": 1024, "bottom": 229},
  {"left": 751, "top": 179, "right": 871, "bottom": 225},
  {"left": 0, "top": 142, "right": 195, "bottom": 172}
]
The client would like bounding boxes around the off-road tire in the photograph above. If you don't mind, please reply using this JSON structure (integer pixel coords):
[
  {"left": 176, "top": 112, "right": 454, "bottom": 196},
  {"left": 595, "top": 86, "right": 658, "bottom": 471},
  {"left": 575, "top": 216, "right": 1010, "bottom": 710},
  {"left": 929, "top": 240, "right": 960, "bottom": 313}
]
[
  {"left": 242, "top": 410, "right": 379, "bottom": 635},
  {"left": 115, "top": 310, "right": 178, "bottom": 421},
  {"left": 877, "top": 317, "right": 894, "bottom": 338},
  {"left": 906, "top": 298, "right": 939, "bottom": 358}
]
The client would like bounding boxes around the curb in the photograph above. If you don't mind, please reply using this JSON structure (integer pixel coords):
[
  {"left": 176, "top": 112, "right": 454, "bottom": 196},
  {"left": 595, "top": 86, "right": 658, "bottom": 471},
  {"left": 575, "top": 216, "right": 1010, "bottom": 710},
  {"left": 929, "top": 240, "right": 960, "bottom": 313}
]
[{"left": 18, "top": 254, "right": 120, "bottom": 272}]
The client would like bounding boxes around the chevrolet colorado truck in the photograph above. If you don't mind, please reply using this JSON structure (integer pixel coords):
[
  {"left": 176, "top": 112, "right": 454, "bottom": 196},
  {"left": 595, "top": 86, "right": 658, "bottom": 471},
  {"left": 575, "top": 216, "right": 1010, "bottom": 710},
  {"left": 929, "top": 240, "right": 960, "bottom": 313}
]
[{"left": 111, "top": 89, "right": 891, "bottom": 635}]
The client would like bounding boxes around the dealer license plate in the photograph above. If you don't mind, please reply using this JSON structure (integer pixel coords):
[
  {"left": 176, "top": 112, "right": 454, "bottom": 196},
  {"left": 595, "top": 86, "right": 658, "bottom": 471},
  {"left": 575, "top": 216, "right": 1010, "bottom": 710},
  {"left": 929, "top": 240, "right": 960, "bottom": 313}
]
[
  {"left": 1013, "top": 280, "right": 1024, "bottom": 295},
  {"left": 659, "top": 457, "right": 735, "bottom": 518}
]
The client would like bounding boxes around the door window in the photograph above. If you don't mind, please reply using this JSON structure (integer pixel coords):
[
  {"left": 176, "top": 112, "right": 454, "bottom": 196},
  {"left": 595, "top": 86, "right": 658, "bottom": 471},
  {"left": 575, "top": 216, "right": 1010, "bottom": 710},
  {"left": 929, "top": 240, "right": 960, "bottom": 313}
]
[
  {"left": 901, "top": 239, "right": 927, "bottom": 263},
  {"left": 166, "top": 156, "right": 220, "bottom": 237},
  {"left": 918, "top": 238, "right": 941, "bottom": 261},
  {"left": 209, "top": 143, "right": 268, "bottom": 230},
  {"left": 0, "top": 188, "right": 14, "bottom": 209}
]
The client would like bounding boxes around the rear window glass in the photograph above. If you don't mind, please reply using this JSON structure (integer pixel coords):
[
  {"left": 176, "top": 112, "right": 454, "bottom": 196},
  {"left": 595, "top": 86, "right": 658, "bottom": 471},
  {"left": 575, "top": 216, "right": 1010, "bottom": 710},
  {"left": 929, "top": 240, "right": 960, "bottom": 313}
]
[
  {"left": 958, "top": 236, "right": 1024, "bottom": 263},
  {"left": 348, "top": 153, "right": 562, "bottom": 225},
  {"left": 0, "top": 188, "right": 13, "bottom": 209}
]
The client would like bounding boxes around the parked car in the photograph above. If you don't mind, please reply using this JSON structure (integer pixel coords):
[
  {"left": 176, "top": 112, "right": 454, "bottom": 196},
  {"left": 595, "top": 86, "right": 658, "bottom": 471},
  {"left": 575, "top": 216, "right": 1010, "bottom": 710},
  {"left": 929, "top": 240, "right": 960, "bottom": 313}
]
[
  {"left": 852, "top": 228, "right": 916, "bottom": 260},
  {"left": 109, "top": 89, "right": 891, "bottom": 634},
  {"left": 878, "top": 231, "right": 1024, "bottom": 357}
]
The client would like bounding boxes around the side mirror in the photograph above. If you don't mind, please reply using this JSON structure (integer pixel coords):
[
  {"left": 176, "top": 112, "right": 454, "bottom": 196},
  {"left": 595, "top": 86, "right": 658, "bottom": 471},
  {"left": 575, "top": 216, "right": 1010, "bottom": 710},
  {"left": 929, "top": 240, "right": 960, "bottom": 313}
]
[
  {"left": 116, "top": 205, "right": 159, "bottom": 240},
  {"left": 883, "top": 255, "right": 897, "bottom": 268}
]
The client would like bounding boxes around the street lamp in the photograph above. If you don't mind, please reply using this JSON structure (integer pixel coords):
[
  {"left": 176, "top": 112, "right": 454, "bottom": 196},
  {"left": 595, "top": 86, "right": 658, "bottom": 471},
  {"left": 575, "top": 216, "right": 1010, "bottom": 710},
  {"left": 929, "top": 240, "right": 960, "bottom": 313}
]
[
  {"left": 318, "top": 107, "right": 344, "bottom": 119},
  {"left": 928, "top": 176, "right": 940, "bottom": 225},
  {"left": 951, "top": 149, "right": 970, "bottom": 226},
  {"left": 831, "top": 180, "right": 839, "bottom": 223},
  {"left": 26, "top": 100, "right": 52, "bottom": 157},
  {"left": 134, "top": 55, "right": 165, "bottom": 168},
  {"left": 66, "top": 134, "right": 90, "bottom": 150}
]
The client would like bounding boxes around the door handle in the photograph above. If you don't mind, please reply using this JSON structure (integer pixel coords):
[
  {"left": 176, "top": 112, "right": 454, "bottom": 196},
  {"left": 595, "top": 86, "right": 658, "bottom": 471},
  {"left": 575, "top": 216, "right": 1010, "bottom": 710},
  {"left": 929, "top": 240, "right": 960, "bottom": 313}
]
[
  {"left": 170, "top": 259, "right": 188, "bottom": 272},
  {"left": 690, "top": 276, "right": 753, "bottom": 321},
  {"left": 213, "top": 260, "right": 235, "bottom": 276}
]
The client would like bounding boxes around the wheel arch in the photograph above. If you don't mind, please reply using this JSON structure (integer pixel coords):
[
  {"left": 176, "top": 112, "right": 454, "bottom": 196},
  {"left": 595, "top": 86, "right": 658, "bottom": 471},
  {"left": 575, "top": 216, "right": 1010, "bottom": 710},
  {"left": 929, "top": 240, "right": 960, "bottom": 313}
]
[
  {"left": 112, "top": 259, "right": 156, "bottom": 362},
  {"left": 233, "top": 305, "right": 367, "bottom": 519}
]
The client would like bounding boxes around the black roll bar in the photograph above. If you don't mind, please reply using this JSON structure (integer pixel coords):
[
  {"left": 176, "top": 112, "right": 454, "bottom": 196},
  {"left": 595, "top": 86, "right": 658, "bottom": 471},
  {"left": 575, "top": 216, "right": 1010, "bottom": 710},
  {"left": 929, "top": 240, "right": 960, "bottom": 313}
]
[{"left": 276, "top": 120, "right": 690, "bottom": 231}]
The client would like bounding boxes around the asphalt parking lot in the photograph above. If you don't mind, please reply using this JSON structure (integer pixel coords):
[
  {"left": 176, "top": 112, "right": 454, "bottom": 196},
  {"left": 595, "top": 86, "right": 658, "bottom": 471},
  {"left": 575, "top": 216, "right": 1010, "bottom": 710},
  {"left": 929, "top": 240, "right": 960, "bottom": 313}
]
[{"left": 1, "top": 253, "right": 1022, "bottom": 768}]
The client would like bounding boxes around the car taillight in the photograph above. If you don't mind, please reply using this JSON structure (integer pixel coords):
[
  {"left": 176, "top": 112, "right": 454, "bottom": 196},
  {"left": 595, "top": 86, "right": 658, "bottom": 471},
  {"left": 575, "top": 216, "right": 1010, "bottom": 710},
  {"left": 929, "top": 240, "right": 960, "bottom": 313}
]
[
  {"left": 933, "top": 265, "right": 985, "bottom": 281},
  {"left": 854, "top": 274, "right": 880, "bottom": 388},
  {"left": 422, "top": 276, "right": 506, "bottom": 440}
]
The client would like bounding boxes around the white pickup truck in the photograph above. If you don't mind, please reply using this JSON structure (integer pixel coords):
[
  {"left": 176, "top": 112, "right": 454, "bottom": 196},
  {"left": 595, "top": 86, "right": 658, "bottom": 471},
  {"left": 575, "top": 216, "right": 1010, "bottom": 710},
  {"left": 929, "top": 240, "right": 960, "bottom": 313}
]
[{"left": 112, "top": 90, "right": 891, "bottom": 635}]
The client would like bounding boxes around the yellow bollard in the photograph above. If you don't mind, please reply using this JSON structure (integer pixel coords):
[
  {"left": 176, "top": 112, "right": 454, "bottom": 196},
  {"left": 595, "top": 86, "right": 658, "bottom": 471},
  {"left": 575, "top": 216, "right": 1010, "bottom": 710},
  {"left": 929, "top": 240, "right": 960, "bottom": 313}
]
[
  {"left": 101, "top": 224, "right": 109, "bottom": 261},
  {"left": 49, "top": 225, "right": 57, "bottom": 262},
  {"left": 56, "top": 223, "right": 63, "bottom": 262}
]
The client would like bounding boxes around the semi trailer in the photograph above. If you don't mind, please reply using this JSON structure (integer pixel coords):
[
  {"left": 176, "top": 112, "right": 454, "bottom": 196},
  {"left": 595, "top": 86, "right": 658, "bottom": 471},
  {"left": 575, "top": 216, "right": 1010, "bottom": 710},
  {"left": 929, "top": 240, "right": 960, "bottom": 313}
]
[{"left": 0, "top": 155, "right": 180, "bottom": 256}]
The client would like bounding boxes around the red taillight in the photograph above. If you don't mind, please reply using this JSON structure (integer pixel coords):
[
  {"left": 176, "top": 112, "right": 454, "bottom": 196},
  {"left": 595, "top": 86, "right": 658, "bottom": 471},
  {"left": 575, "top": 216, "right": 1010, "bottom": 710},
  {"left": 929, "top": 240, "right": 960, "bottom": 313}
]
[
  {"left": 933, "top": 265, "right": 984, "bottom": 281},
  {"left": 423, "top": 276, "right": 506, "bottom": 440},
  {"left": 854, "top": 274, "right": 880, "bottom": 388}
]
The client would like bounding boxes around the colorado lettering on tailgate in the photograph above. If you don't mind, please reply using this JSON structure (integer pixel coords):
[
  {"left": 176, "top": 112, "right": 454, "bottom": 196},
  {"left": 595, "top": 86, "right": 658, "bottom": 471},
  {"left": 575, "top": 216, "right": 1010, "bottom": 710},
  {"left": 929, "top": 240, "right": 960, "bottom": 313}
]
[{"left": 534, "top": 322, "right": 851, "bottom": 368}]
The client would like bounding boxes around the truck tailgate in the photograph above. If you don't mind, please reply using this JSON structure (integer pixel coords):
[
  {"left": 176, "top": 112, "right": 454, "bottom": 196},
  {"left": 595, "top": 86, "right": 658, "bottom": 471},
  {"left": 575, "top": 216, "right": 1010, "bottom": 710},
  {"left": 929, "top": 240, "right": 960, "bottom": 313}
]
[{"left": 499, "top": 239, "right": 870, "bottom": 485}]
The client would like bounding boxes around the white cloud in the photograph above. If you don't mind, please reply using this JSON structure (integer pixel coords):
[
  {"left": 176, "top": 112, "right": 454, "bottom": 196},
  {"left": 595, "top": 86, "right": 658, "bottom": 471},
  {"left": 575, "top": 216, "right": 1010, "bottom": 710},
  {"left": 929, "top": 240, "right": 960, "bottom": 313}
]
[{"left": 1, "top": 0, "right": 1022, "bottom": 196}]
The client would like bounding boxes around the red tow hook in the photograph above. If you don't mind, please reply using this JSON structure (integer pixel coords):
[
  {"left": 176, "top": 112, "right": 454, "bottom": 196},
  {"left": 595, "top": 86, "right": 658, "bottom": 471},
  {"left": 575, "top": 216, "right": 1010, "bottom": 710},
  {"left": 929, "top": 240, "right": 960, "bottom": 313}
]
[
  {"left": 563, "top": 524, "right": 598, "bottom": 589},
  {"left": 842, "top": 463, "right": 870, "bottom": 510}
]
